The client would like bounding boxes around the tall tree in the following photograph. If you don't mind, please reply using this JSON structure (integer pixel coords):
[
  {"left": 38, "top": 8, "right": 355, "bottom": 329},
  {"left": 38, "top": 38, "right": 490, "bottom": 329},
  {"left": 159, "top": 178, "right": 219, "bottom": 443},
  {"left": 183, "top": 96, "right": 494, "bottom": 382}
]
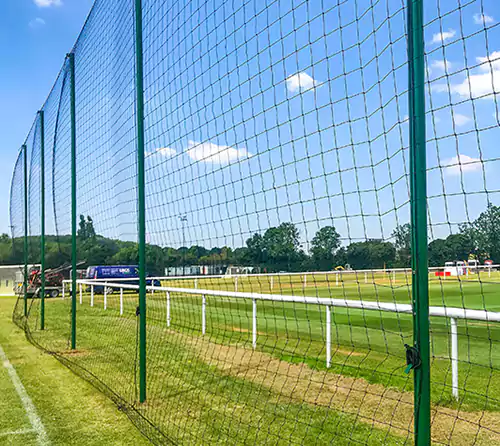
[
  {"left": 461, "top": 203, "right": 500, "bottom": 262},
  {"left": 392, "top": 223, "right": 411, "bottom": 267},
  {"left": 85, "top": 216, "right": 96, "bottom": 239},
  {"left": 246, "top": 233, "right": 265, "bottom": 265},
  {"left": 77, "top": 215, "right": 87, "bottom": 240},
  {"left": 428, "top": 239, "right": 448, "bottom": 267},
  {"left": 346, "top": 240, "right": 396, "bottom": 269},
  {"left": 310, "top": 226, "right": 341, "bottom": 270},
  {"left": 259, "top": 223, "right": 302, "bottom": 271}
]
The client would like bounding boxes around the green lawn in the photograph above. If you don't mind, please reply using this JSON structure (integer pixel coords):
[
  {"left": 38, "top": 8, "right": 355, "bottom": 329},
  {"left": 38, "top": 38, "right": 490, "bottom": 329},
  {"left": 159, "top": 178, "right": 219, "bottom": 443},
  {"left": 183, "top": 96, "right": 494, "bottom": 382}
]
[
  {"left": 14, "top": 272, "right": 500, "bottom": 444},
  {"left": 0, "top": 296, "right": 150, "bottom": 446}
]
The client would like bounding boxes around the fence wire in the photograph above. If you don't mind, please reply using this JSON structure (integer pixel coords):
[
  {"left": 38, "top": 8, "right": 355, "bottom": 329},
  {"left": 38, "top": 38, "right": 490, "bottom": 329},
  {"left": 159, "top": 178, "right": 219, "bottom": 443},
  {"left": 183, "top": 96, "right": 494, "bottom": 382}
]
[{"left": 8, "top": 0, "right": 500, "bottom": 445}]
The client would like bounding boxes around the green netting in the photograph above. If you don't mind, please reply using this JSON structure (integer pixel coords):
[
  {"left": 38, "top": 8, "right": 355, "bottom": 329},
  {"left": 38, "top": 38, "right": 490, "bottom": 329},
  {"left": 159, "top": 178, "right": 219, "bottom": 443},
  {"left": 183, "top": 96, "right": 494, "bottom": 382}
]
[
  {"left": 10, "top": 148, "right": 25, "bottom": 323},
  {"left": 7, "top": 0, "right": 500, "bottom": 445}
]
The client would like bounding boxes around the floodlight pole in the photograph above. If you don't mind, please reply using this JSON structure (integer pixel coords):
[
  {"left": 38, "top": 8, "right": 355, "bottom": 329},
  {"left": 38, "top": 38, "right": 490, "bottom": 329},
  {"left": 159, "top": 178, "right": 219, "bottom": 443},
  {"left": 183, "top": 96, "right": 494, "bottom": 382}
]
[
  {"left": 135, "top": 0, "right": 147, "bottom": 403},
  {"left": 40, "top": 110, "right": 46, "bottom": 330},
  {"left": 408, "top": 0, "right": 430, "bottom": 444},
  {"left": 68, "top": 52, "right": 77, "bottom": 350},
  {"left": 23, "top": 144, "right": 28, "bottom": 318}
]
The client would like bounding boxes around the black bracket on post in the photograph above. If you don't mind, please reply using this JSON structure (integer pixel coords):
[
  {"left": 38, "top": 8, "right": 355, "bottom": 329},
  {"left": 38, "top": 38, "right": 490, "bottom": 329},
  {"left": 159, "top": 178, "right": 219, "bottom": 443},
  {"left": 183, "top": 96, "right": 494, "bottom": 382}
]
[{"left": 404, "top": 344, "right": 422, "bottom": 374}]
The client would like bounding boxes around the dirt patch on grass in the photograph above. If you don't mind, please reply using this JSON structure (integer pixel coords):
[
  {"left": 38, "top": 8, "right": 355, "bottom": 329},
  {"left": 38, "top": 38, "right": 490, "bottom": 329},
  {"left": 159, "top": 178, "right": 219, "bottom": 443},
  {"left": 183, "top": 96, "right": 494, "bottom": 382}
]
[
  {"left": 177, "top": 333, "right": 500, "bottom": 445},
  {"left": 60, "top": 349, "right": 90, "bottom": 358},
  {"left": 332, "top": 347, "right": 366, "bottom": 358},
  {"left": 229, "top": 326, "right": 266, "bottom": 336}
]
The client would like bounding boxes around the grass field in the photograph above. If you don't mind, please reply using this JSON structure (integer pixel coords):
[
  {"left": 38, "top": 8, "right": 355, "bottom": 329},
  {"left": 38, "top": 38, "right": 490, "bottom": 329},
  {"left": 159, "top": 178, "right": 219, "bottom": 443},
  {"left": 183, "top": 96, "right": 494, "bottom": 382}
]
[
  {"left": 0, "top": 296, "right": 150, "bottom": 445},
  {"left": 17, "top": 272, "right": 500, "bottom": 444}
]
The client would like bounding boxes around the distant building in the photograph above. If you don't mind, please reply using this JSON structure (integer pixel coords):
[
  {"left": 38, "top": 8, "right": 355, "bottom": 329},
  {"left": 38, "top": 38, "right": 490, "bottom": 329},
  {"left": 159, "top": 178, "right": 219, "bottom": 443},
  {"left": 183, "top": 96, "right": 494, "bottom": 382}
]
[
  {"left": 164, "top": 265, "right": 226, "bottom": 276},
  {"left": 225, "top": 265, "right": 259, "bottom": 276}
]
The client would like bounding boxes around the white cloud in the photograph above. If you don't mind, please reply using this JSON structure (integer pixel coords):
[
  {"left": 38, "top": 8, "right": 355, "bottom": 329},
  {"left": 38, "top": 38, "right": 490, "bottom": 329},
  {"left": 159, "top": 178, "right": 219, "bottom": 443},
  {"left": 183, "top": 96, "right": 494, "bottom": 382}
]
[
  {"left": 473, "top": 13, "right": 494, "bottom": 25},
  {"left": 431, "top": 29, "right": 456, "bottom": 44},
  {"left": 452, "top": 113, "right": 471, "bottom": 126},
  {"left": 29, "top": 17, "right": 46, "bottom": 28},
  {"left": 476, "top": 51, "right": 500, "bottom": 71},
  {"left": 146, "top": 147, "right": 176, "bottom": 157},
  {"left": 430, "top": 59, "right": 452, "bottom": 72},
  {"left": 445, "top": 154, "right": 481, "bottom": 175},
  {"left": 34, "top": 0, "right": 62, "bottom": 6},
  {"left": 432, "top": 52, "right": 500, "bottom": 99},
  {"left": 286, "top": 72, "right": 321, "bottom": 93},
  {"left": 186, "top": 140, "right": 252, "bottom": 164}
]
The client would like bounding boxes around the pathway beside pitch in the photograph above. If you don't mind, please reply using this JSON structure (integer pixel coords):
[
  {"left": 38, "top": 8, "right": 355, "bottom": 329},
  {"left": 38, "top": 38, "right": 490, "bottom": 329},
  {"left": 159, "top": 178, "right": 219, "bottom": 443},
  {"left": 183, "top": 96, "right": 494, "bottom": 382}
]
[{"left": 0, "top": 343, "right": 49, "bottom": 445}]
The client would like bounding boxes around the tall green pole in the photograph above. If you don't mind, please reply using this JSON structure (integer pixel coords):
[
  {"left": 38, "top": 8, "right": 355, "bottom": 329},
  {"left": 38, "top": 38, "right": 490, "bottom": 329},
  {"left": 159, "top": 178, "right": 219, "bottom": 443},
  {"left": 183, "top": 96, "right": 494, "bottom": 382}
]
[
  {"left": 408, "top": 0, "right": 430, "bottom": 444},
  {"left": 23, "top": 144, "right": 28, "bottom": 318},
  {"left": 68, "top": 52, "right": 77, "bottom": 350},
  {"left": 40, "top": 110, "right": 46, "bottom": 330},
  {"left": 134, "top": 0, "right": 147, "bottom": 403}
]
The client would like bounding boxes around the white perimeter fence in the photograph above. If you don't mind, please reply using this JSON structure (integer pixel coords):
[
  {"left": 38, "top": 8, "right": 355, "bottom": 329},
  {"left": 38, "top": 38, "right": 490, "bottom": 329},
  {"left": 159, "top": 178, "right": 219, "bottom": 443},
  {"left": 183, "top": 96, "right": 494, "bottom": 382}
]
[
  {"left": 62, "top": 276, "right": 500, "bottom": 401},
  {"left": 67, "top": 264, "right": 500, "bottom": 294}
]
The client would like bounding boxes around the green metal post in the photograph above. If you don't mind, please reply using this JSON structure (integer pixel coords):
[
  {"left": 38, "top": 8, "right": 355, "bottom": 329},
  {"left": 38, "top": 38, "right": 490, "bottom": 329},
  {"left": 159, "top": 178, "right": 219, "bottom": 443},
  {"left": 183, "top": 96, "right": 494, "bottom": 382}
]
[
  {"left": 40, "top": 111, "right": 46, "bottom": 330},
  {"left": 68, "top": 52, "right": 77, "bottom": 350},
  {"left": 23, "top": 144, "right": 28, "bottom": 318},
  {"left": 135, "top": 0, "right": 147, "bottom": 403},
  {"left": 408, "top": 0, "right": 430, "bottom": 444}
]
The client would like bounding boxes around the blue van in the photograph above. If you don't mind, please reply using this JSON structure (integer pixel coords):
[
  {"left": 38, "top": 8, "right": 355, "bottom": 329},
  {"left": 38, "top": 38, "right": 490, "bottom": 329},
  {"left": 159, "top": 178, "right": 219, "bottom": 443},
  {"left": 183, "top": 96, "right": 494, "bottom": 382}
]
[{"left": 86, "top": 265, "right": 161, "bottom": 293}]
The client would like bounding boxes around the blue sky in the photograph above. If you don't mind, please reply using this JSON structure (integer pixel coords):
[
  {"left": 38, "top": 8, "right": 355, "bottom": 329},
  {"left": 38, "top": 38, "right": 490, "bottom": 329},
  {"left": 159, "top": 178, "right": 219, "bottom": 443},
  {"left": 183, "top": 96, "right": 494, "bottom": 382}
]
[
  {"left": 4, "top": 0, "right": 500, "bottom": 252},
  {"left": 0, "top": 0, "right": 93, "bottom": 234}
]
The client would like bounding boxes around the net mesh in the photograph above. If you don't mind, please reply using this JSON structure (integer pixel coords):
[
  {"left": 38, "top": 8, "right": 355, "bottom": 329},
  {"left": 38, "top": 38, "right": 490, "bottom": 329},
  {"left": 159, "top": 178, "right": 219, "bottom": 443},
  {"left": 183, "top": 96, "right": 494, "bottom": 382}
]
[{"left": 8, "top": 0, "right": 500, "bottom": 444}]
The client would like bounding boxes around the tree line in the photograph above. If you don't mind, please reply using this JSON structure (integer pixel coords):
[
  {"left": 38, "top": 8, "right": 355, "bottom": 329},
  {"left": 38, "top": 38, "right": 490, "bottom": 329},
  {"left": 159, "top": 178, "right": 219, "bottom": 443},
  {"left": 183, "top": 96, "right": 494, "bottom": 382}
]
[{"left": 1, "top": 205, "right": 498, "bottom": 274}]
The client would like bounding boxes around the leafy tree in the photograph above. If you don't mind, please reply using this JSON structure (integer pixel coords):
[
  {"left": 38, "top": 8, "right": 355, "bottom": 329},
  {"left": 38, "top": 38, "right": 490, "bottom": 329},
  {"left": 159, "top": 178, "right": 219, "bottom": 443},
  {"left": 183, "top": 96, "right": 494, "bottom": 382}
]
[
  {"left": 445, "top": 233, "right": 475, "bottom": 261},
  {"left": 261, "top": 223, "right": 302, "bottom": 271},
  {"left": 86, "top": 216, "right": 96, "bottom": 239},
  {"left": 246, "top": 233, "right": 265, "bottom": 265},
  {"left": 428, "top": 239, "right": 448, "bottom": 267},
  {"left": 77, "top": 215, "right": 96, "bottom": 240},
  {"left": 428, "top": 232, "right": 475, "bottom": 267},
  {"left": 77, "top": 215, "right": 87, "bottom": 239},
  {"left": 333, "top": 247, "right": 348, "bottom": 269},
  {"left": 392, "top": 224, "right": 411, "bottom": 267},
  {"left": 346, "top": 240, "right": 396, "bottom": 270},
  {"left": 460, "top": 203, "right": 500, "bottom": 262},
  {"left": 310, "top": 226, "right": 341, "bottom": 270}
]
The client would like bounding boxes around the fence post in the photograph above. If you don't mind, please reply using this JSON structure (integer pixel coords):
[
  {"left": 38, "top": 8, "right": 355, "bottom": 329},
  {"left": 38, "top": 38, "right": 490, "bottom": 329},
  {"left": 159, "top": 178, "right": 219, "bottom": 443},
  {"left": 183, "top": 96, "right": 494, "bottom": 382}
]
[
  {"left": 166, "top": 291, "right": 170, "bottom": 327},
  {"left": 408, "top": 0, "right": 430, "bottom": 443},
  {"left": 252, "top": 298, "right": 257, "bottom": 349},
  {"left": 326, "top": 305, "right": 331, "bottom": 368},
  {"left": 450, "top": 318, "right": 459, "bottom": 400},
  {"left": 23, "top": 144, "right": 28, "bottom": 318},
  {"left": 67, "top": 52, "right": 77, "bottom": 351},
  {"left": 79, "top": 283, "right": 82, "bottom": 304},
  {"left": 202, "top": 294, "right": 206, "bottom": 334},
  {"left": 120, "top": 288, "right": 123, "bottom": 315},
  {"left": 90, "top": 284, "right": 94, "bottom": 307},
  {"left": 135, "top": 0, "right": 147, "bottom": 404},
  {"left": 39, "top": 110, "right": 45, "bottom": 330},
  {"left": 104, "top": 283, "right": 107, "bottom": 310}
]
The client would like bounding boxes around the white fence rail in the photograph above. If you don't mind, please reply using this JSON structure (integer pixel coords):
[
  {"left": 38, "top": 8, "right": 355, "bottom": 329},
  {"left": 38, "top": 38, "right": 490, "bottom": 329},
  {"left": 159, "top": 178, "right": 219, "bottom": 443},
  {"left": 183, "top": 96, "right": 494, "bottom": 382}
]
[{"left": 66, "top": 278, "right": 500, "bottom": 400}]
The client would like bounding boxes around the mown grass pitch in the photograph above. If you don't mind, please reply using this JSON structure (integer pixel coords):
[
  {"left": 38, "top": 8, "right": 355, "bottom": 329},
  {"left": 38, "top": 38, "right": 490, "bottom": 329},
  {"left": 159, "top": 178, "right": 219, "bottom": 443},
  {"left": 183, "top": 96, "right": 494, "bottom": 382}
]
[
  {"left": 0, "top": 296, "right": 150, "bottom": 446},
  {"left": 21, "top": 272, "right": 500, "bottom": 444}
]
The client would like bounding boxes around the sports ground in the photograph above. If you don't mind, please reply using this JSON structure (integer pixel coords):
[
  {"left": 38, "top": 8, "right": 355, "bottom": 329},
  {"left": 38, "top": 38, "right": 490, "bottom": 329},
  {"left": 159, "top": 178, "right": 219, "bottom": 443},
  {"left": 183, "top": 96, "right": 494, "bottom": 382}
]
[
  {"left": 0, "top": 296, "right": 150, "bottom": 445},
  {"left": 11, "top": 271, "right": 500, "bottom": 444}
]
